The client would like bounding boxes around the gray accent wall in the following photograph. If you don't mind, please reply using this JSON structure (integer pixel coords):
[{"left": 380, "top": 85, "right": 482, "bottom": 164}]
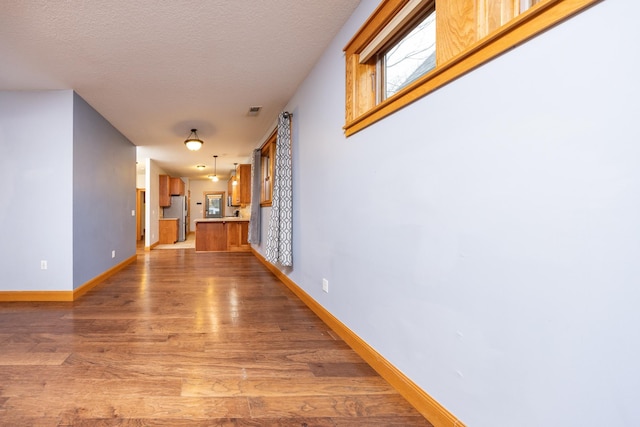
[
  {"left": 254, "top": 1, "right": 640, "bottom": 426},
  {"left": 72, "top": 92, "right": 136, "bottom": 289}
]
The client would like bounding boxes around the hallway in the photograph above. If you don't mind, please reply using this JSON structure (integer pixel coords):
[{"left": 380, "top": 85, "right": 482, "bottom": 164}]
[{"left": 0, "top": 248, "right": 431, "bottom": 426}]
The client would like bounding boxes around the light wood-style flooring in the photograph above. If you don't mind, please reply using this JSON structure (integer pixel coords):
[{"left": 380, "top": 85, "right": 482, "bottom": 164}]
[{"left": 0, "top": 246, "right": 432, "bottom": 426}]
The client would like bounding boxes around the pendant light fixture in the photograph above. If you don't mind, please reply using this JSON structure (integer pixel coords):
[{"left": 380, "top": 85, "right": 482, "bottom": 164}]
[
  {"left": 184, "top": 128, "right": 203, "bottom": 151},
  {"left": 232, "top": 163, "right": 238, "bottom": 185},
  {"left": 209, "top": 155, "right": 219, "bottom": 182}
]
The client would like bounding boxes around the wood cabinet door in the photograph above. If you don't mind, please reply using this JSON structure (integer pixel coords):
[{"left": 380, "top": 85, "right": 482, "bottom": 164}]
[
  {"left": 228, "top": 177, "right": 240, "bottom": 206},
  {"left": 238, "top": 164, "right": 252, "bottom": 204},
  {"left": 170, "top": 177, "right": 184, "bottom": 195},
  {"left": 227, "top": 222, "right": 249, "bottom": 251},
  {"left": 159, "top": 175, "right": 171, "bottom": 207},
  {"left": 159, "top": 219, "right": 178, "bottom": 244},
  {"left": 195, "top": 222, "right": 227, "bottom": 252}
]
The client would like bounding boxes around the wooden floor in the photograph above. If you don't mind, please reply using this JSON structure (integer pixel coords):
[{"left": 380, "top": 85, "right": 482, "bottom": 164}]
[{"left": 0, "top": 245, "right": 432, "bottom": 426}]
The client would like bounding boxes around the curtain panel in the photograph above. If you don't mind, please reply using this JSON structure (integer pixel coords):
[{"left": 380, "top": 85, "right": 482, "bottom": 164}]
[
  {"left": 265, "top": 112, "right": 293, "bottom": 267},
  {"left": 248, "top": 148, "right": 261, "bottom": 244}
]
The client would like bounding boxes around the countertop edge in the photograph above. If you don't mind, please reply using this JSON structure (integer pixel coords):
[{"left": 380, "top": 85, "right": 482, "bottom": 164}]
[{"left": 195, "top": 218, "right": 250, "bottom": 223}]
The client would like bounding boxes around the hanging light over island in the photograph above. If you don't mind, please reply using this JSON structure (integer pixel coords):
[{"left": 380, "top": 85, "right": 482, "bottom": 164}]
[{"left": 209, "top": 155, "right": 219, "bottom": 182}]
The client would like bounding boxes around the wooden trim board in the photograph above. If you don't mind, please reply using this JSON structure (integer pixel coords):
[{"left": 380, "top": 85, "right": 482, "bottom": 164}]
[
  {"left": 0, "top": 290, "right": 75, "bottom": 302},
  {"left": 344, "top": 0, "right": 602, "bottom": 136},
  {"left": 0, "top": 254, "right": 137, "bottom": 302},
  {"left": 251, "top": 247, "right": 465, "bottom": 427}
]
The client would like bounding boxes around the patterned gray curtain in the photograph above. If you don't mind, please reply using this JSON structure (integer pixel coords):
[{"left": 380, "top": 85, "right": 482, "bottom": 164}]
[
  {"left": 265, "top": 112, "right": 293, "bottom": 266},
  {"left": 248, "top": 148, "right": 261, "bottom": 244}
]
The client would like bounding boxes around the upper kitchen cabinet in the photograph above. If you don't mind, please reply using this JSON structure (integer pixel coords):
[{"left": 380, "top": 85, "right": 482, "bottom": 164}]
[
  {"left": 159, "top": 174, "right": 171, "bottom": 207},
  {"left": 228, "top": 176, "right": 239, "bottom": 206},
  {"left": 170, "top": 177, "right": 185, "bottom": 196},
  {"left": 228, "top": 164, "right": 251, "bottom": 206}
]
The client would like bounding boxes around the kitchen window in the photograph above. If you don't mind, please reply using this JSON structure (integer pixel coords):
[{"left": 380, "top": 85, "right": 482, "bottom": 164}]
[{"left": 344, "top": 0, "right": 601, "bottom": 136}]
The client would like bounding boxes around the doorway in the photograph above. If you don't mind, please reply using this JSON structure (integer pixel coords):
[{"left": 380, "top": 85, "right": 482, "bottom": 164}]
[{"left": 136, "top": 188, "right": 146, "bottom": 241}]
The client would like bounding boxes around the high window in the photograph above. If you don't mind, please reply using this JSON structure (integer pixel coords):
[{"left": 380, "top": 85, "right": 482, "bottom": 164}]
[
  {"left": 344, "top": 0, "right": 601, "bottom": 136},
  {"left": 381, "top": 8, "right": 436, "bottom": 100},
  {"left": 260, "top": 130, "right": 276, "bottom": 206}
]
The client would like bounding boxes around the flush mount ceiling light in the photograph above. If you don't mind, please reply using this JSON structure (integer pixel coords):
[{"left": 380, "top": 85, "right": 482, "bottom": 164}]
[
  {"left": 209, "top": 155, "right": 219, "bottom": 182},
  {"left": 196, "top": 164, "right": 206, "bottom": 170},
  {"left": 184, "top": 128, "right": 203, "bottom": 151}
]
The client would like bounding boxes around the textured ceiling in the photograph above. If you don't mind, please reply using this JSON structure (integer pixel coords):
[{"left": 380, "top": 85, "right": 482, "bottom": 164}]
[{"left": 0, "top": 1, "right": 361, "bottom": 179}]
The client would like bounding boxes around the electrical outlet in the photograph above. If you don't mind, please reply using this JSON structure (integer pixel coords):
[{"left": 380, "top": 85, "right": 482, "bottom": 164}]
[
  {"left": 111, "top": 250, "right": 116, "bottom": 258},
  {"left": 40, "top": 260, "right": 47, "bottom": 270},
  {"left": 322, "top": 278, "right": 329, "bottom": 293},
  {"left": 131, "top": 210, "right": 135, "bottom": 216}
]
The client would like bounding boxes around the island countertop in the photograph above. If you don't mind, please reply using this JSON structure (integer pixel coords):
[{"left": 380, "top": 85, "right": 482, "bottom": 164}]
[{"left": 195, "top": 217, "right": 249, "bottom": 223}]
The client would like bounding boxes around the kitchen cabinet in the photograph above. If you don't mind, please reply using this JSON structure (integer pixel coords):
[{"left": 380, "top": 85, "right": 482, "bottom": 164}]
[
  {"left": 227, "top": 221, "right": 249, "bottom": 251},
  {"left": 170, "top": 177, "right": 185, "bottom": 195},
  {"left": 195, "top": 219, "right": 250, "bottom": 252},
  {"left": 237, "top": 164, "right": 251, "bottom": 205},
  {"left": 159, "top": 175, "right": 171, "bottom": 207},
  {"left": 228, "top": 164, "right": 251, "bottom": 206},
  {"left": 159, "top": 218, "right": 178, "bottom": 244},
  {"left": 228, "top": 176, "right": 239, "bottom": 207},
  {"left": 195, "top": 221, "right": 228, "bottom": 252},
  {"left": 160, "top": 175, "right": 185, "bottom": 207}
]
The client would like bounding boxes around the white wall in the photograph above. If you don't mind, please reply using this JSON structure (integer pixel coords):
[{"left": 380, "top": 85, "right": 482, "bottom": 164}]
[
  {"left": 144, "top": 158, "right": 165, "bottom": 247},
  {"left": 254, "top": 1, "right": 640, "bottom": 426},
  {"left": 0, "top": 91, "right": 74, "bottom": 291},
  {"left": 136, "top": 173, "right": 145, "bottom": 189}
]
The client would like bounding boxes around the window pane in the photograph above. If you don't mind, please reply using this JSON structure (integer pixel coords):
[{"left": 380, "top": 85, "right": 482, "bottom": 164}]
[
  {"left": 384, "top": 11, "right": 436, "bottom": 99},
  {"left": 260, "top": 149, "right": 272, "bottom": 203}
]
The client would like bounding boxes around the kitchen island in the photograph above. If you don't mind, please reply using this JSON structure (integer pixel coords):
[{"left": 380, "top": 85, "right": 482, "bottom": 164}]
[{"left": 195, "top": 218, "right": 250, "bottom": 252}]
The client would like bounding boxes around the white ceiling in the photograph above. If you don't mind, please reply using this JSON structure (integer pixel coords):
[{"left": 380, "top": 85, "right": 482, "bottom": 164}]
[{"left": 0, "top": 1, "right": 361, "bottom": 180}]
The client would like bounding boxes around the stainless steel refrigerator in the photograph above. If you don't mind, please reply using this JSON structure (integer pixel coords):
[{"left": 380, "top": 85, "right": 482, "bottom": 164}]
[{"left": 163, "top": 195, "right": 187, "bottom": 242}]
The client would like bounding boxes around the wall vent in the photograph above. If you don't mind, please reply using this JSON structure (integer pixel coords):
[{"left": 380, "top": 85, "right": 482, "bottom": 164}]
[{"left": 247, "top": 106, "right": 262, "bottom": 116}]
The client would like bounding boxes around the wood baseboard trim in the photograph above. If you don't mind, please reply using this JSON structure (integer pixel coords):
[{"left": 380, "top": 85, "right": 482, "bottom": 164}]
[
  {"left": 0, "top": 291, "right": 74, "bottom": 302},
  {"left": 0, "top": 254, "right": 137, "bottom": 302},
  {"left": 250, "top": 248, "right": 465, "bottom": 427},
  {"left": 145, "top": 241, "right": 159, "bottom": 251},
  {"left": 73, "top": 254, "right": 137, "bottom": 300}
]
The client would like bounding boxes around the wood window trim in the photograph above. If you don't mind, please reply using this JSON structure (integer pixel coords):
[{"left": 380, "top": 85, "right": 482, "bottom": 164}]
[
  {"left": 344, "top": 0, "right": 602, "bottom": 137},
  {"left": 260, "top": 129, "right": 277, "bottom": 207}
]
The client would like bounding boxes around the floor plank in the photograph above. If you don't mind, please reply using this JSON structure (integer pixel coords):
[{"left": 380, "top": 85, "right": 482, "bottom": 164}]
[
  {"left": 0, "top": 246, "right": 432, "bottom": 426},
  {"left": 0, "top": 352, "right": 70, "bottom": 365}
]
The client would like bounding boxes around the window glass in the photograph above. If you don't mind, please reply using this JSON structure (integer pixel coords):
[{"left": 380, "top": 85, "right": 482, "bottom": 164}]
[
  {"left": 383, "top": 10, "right": 436, "bottom": 99},
  {"left": 261, "top": 151, "right": 272, "bottom": 203},
  {"left": 204, "top": 192, "right": 224, "bottom": 218},
  {"left": 260, "top": 131, "right": 276, "bottom": 206}
]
